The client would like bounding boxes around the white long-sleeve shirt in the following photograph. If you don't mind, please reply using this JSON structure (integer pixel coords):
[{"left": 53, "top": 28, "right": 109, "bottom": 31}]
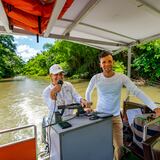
[
  {"left": 43, "top": 81, "right": 82, "bottom": 117},
  {"left": 85, "top": 73, "right": 157, "bottom": 116}
]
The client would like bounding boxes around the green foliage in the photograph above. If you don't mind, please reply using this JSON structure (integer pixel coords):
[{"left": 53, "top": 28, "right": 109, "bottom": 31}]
[
  {"left": 0, "top": 44, "right": 24, "bottom": 78},
  {"left": 24, "top": 40, "right": 101, "bottom": 78},
  {"left": 23, "top": 39, "right": 159, "bottom": 81},
  {"left": 43, "top": 43, "right": 53, "bottom": 50},
  {"left": 23, "top": 53, "right": 48, "bottom": 76},
  {"left": 132, "top": 40, "right": 160, "bottom": 80},
  {"left": 0, "top": 35, "right": 16, "bottom": 52},
  {"left": 71, "top": 74, "right": 80, "bottom": 79},
  {"left": 53, "top": 41, "right": 101, "bottom": 78},
  {"left": 113, "top": 61, "right": 126, "bottom": 74}
]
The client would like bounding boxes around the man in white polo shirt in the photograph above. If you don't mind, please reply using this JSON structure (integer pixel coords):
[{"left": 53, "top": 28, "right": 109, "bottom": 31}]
[{"left": 43, "top": 64, "right": 90, "bottom": 120}]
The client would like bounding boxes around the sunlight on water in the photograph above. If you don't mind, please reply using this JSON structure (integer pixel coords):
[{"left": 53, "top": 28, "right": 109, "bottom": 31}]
[{"left": 0, "top": 77, "right": 49, "bottom": 151}]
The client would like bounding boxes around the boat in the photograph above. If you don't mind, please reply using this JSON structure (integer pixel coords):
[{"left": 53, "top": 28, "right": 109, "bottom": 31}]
[
  {"left": 0, "top": 125, "right": 38, "bottom": 160},
  {"left": 0, "top": 0, "right": 160, "bottom": 159}
]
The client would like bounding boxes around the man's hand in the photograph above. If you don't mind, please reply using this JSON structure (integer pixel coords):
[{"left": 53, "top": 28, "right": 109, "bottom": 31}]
[
  {"left": 80, "top": 98, "right": 92, "bottom": 108},
  {"left": 84, "top": 107, "right": 93, "bottom": 113},
  {"left": 80, "top": 99, "right": 93, "bottom": 113},
  {"left": 50, "top": 84, "right": 61, "bottom": 100},
  {"left": 154, "top": 108, "right": 160, "bottom": 117}
]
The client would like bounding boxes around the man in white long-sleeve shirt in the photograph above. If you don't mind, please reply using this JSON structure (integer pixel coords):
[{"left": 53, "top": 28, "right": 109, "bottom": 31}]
[
  {"left": 85, "top": 51, "right": 160, "bottom": 160},
  {"left": 43, "top": 64, "right": 90, "bottom": 160}
]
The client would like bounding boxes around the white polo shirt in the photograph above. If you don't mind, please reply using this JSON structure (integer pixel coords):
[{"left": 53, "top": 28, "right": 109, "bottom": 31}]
[{"left": 43, "top": 81, "right": 82, "bottom": 117}]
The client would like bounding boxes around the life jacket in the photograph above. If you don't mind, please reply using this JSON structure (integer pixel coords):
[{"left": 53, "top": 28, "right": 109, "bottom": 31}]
[{"left": 2, "top": 0, "right": 73, "bottom": 35}]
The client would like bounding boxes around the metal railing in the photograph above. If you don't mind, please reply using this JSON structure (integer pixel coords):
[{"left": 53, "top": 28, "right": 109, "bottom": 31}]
[
  {"left": 143, "top": 117, "right": 160, "bottom": 141},
  {"left": 0, "top": 124, "right": 37, "bottom": 160}
]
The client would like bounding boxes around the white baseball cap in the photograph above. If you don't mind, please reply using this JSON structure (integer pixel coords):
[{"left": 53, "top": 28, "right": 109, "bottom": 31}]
[{"left": 49, "top": 64, "right": 64, "bottom": 74}]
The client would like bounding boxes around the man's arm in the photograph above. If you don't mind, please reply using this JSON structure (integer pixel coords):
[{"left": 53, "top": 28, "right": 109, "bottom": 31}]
[
  {"left": 42, "top": 86, "right": 56, "bottom": 112},
  {"left": 50, "top": 84, "right": 61, "bottom": 100},
  {"left": 85, "top": 76, "right": 96, "bottom": 102},
  {"left": 122, "top": 74, "right": 158, "bottom": 112},
  {"left": 68, "top": 82, "right": 92, "bottom": 108}
]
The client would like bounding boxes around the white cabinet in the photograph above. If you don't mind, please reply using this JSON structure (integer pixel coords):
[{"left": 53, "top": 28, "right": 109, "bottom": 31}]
[{"left": 49, "top": 115, "right": 113, "bottom": 160}]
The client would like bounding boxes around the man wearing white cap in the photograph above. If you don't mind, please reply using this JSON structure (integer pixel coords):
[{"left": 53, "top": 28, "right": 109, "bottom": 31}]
[
  {"left": 43, "top": 64, "right": 90, "bottom": 119},
  {"left": 43, "top": 64, "right": 91, "bottom": 160}
]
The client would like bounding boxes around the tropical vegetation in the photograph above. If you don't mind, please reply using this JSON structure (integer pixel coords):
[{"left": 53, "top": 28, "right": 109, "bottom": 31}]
[
  {"left": 0, "top": 35, "right": 160, "bottom": 82},
  {"left": 0, "top": 35, "right": 24, "bottom": 79},
  {"left": 132, "top": 40, "right": 160, "bottom": 81}
]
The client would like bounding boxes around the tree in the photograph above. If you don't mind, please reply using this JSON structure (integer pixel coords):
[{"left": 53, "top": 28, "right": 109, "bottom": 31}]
[
  {"left": 43, "top": 43, "right": 53, "bottom": 50},
  {"left": 132, "top": 40, "right": 160, "bottom": 81},
  {"left": 23, "top": 53, "right": 48, "bottom": 76},
  {"left": 52, "top": 40, "right": 101, "bottom": 78},
  {"left": 24, "top": 40, "right": 126, "bottom": 78},
  {"left": 0, "top": 35, "right": 24, "bottom": 79},
  {"left": 0, "top": 35, "right": 16, "bottom": 52}
]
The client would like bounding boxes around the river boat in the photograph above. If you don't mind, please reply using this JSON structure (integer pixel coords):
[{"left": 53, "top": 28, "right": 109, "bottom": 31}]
[{"left": 0, "top": 0, "right": 160, "bottom": 159}]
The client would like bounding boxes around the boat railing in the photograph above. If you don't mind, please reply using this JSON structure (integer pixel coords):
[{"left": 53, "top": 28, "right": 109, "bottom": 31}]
[{"left": 0, "top": 124, "right": 37, "bottom": 160}]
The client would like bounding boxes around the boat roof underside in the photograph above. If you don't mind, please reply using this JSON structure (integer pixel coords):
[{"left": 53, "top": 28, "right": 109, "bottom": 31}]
[{"left": 0, "top": 0, "right": 160, "bottom": 52}]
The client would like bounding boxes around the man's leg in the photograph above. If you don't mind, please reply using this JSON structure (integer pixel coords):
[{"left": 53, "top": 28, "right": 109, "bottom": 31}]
[{"left": 112, "top": 116, "right": 123, "bottom": 160}]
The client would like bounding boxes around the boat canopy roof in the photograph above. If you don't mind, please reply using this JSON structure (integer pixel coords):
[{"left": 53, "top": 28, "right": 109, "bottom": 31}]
[{"left": 0, "top": 0, "right": 160, "bottom": 51}]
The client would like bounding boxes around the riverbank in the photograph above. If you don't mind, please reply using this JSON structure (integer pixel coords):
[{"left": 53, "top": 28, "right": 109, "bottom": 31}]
[
  {"left": 132, "top": 78, "right": 160, "bottom": 87},
  {"left": 0, "top": 76, "right": 26, "bottom": 82},
  {"left": 1, "top": 75, "right": 160, "bottom": 88}
]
